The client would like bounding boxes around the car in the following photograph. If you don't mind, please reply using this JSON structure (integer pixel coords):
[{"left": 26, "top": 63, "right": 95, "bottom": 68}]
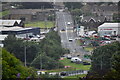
[
  {"left": 60, "top": 71, "right": 67, "bottom": 76},
  {"left": 71, "top": 57, "right": 82, "bottom": 63},
  {"left": 67, "top": 55, "right": 72, "bottom": 59},
  {"left": 61, "top": 29, "right": 65, "bottom": 31},
  {"left": 83, "top": 62, "right": 91, "bottom": 65},
  {"left": 69, "top": 39, "right": 73, "bottom": 42},
  {"left": 67, "top": 22, "right": 71, "bottom": 25}
]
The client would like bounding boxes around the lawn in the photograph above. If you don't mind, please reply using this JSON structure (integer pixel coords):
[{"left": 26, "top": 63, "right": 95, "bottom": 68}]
[
  {"left": 59, "top": 58, "right": 91, "bottom": 70},
  {"left": 47, "top": 58, "right": 91, "bottom": 73},
  {"left": 0, "top": 10, "right": 10, "bottom": 18},
  {"left": 47, "top": 67, "right": 75, "bottom": 73},
  {"left": 84, "top": 47, "right": 94, "bottom": 52},
  {"left": 25, "top": 21, "right": 54, "bottom": 28},
  {"left": 64, "top": 74, "right": 86, "bottom": 78}
]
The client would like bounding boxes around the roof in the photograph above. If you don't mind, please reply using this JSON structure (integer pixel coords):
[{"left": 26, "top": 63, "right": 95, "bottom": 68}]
[
  {"left": 10, "top": 9, "right": 54, "bottom": 15},
  {"left": 98, "top": 23, "right": 120, "bottom": 28},
  {"left": 0, "top": 26, "right": 36, "bottom": 31},
  {"left": 81, "top": 16, "right": 106, "bottom": 22},
  {"left": 0, "top": 35, "right": 8, "bottom": 41},
  {"left": 0, "top": 20, "right": 21, "bottom": 26}
]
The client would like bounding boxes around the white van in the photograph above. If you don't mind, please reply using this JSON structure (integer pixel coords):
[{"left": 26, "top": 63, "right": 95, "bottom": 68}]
[{"left": 71, "top": 57, "right": 82, "bottom": 63}]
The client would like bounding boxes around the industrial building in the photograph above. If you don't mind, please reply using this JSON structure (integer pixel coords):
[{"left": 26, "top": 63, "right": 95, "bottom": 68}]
[
  {"left": 98, "top": 23, "right": 120, "bottom": 37},
  {"left": 0, "top": 26, "right": 40, "bottom": 39}
]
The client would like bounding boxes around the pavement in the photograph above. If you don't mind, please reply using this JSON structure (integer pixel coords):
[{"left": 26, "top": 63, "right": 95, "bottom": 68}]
[{"left": 56, "top": 11, "right": 90, "bottom": 59}]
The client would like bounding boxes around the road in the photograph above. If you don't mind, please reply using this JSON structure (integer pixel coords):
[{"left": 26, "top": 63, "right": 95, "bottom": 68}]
[{"left": 56, "top": 11, "right": 90, "bottom": 58}]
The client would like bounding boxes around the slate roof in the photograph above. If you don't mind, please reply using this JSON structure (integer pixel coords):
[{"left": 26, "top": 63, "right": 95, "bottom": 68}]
[
  {"left": 81, "top": 16, "right": 106, "bottom": 22},
  {"left": 98, "top": 23, "right": 120, "bottom": 28}
]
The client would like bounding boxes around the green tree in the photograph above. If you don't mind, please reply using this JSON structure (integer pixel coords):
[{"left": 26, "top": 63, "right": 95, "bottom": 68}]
[
  {"left": 89, "top": 42, "right": 120, "bottom": 77},
  {"left": 2, "top": 49, "right": 37, "bottom": 78},
  {"left": 3, "top": 35, "right": 40, "bottom": 64},
  {"left": 64, "top": 2, "right": 83, "bottom": 10}
]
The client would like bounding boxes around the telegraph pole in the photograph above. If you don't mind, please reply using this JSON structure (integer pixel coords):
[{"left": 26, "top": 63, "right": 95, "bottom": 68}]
[
  {"left": 24, "top": 34, "right": 27, "bottom": 67},
  {"left": 24, "top": 44, "right": 27, "bottom": 67},
  {"left": 40, "top": 54, "right": 42, "bottom": 70}
]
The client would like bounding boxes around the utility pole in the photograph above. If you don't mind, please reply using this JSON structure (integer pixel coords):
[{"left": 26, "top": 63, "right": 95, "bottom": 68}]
[
  {"left": 40, "top": 53, "right": 42, "bottom": 70},
  {"left": 24, "top": 44, "right": 26, "bottom": 67},
  {"left": 24, "top": 34, "right": 27, "bottom": 67},
  {"left": 100, "top": 57, "right": 103, "bottom": 70}
]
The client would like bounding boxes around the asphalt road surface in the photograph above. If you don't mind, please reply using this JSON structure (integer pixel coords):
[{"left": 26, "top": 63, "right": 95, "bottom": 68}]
[{"left": 56, "top": 11, "right": 90, "bottom": 58}]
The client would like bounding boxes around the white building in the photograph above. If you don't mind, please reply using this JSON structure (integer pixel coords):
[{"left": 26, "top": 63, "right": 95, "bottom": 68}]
[
  {"left": 77, "top": 26, "right": 84, "bottom": 37},
  {"left": 0, "top": 35, "right": 8, "bottom": 47},
  {"left": 98, "top": 23, "right": 120, "bottom": 37}
]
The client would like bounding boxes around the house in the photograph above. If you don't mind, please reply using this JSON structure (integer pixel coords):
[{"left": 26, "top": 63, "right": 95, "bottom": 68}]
[
  {"left": 80, "top": 16, "right": 105, "bottom": 29},
  {"left": 80, "top": 3, "right": 118, "bottom": 29},
  {"left": 5, "top": 9, "right": 54, "bottom": 22},
  {"left": 98, "top": 23, "right": 120, "bottom": 37}
]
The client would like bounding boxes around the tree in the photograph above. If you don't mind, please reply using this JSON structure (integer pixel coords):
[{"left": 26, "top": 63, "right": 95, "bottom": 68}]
[
  {"left": 30, "top": 53, "right": 64, "bottom": 70},
  {"left": 64, "top": 2, "right": 83, "bottom": 10},
  {"left": 104, "top": 51, "right": 120, "bottom": 79},
  {"left": 3, "top": 35, "right": 40, "bottom": 64},
  {"left": 2, "top": 49, "right": 37, "bottom": 78},
  {"left": 88, "top": 42, "right": 120, "bottom": 77}
]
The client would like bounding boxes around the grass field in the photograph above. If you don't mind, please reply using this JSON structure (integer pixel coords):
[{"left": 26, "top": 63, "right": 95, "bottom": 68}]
[
  {"left": 47, "top": 67, "right": 76, "bottom": 73},
  {"left": 64, "top": 74, "right": 86, "bottom": 78},
  {"left": 25, "top": 21, "right": 54, "bottom": 28},
  {"left": 84, "top": 47, "right": 94, "bottom": 52},
  {"left": 59, "top": 58, "right": 91, "bottom": 70},
  {"left": 76, "top": 40, "right": 84, "bottom": 46},
  {"left": 0, "top": 10, "right": 10, "bottom": 18},
  {"left": 47, "top": 58, "right": 91, "bottom": 73}
]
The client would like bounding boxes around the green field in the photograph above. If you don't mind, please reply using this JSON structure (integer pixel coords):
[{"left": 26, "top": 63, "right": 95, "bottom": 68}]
[
  {"left": 76, "top": 40, "right": 84, "bottom": 46},
  {"left": 0, "top": 10, "right": 10, "bottom": 18},
  {"left": 47, "top": 58, "right": 91, "bottom": 73},
  {"left": 84, "top": 47, "right": 94, "bottom": 52},
  {"left": 25, "top": 21, "right": 54, "bottom": 28},
  {"left": 64, "top": 74, "right": 86, "bottom": 78},
  {"left": 47, "top": 67, "right": 76, "bottom": 73},
  {"left": 59, "top": 58, "right": 91, "bottom": 70}
]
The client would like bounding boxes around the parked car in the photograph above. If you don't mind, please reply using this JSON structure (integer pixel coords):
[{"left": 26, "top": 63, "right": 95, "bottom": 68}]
[
  {"left": 83, "top": 62, "right": 91, "bottom": 65},
  {"left": 67, "top": 55, "right": 72, "bottom": 59},
  {"left": 60, "top": 71, "right": 67, "bottom": 76},
  {"left": 71, "top": 57, "right": 82, "bottom": 63}
]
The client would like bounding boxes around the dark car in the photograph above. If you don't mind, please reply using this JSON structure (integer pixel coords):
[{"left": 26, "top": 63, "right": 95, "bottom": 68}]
[
  {"left": 61, "top": 29, "right": 65, "bottom": 31},
  {"left": 83, "top": 62, "right": 91, "bottom": 65},
  {"left": 60, "top": 72, "right": 67, "bottom": 76}
]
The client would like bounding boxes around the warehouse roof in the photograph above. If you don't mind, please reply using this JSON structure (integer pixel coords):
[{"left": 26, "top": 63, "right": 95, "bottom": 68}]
[
  {"left": 98, "top": 23, "right": 120, "bottom": 28},
  {"left": 0, "top": 26, "right": 37, "bottom": 31}
]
